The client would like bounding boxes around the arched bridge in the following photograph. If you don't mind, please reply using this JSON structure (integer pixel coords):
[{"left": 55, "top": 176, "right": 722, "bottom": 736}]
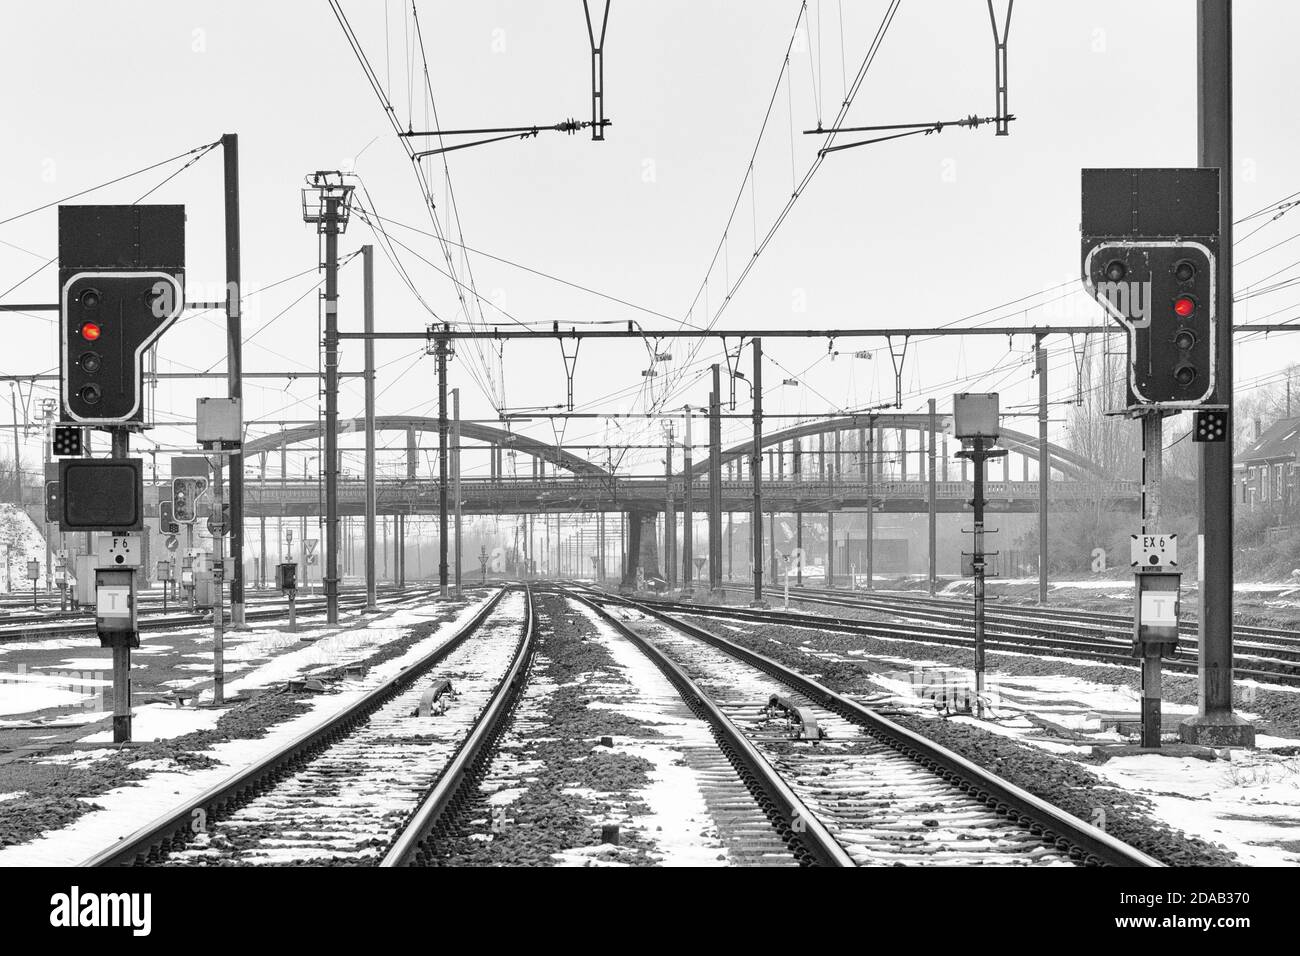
[{"left": 238, "top": 414, "right": 1139, "bottom": 517}]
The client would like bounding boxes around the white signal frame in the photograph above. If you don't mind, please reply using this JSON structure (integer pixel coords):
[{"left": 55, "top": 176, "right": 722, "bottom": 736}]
[
  {"left": 1082, "top": 241, "right": 1216, "bottom": 408},
  {"left": 61, "top": 271, "right": 184, "bottom": 424}
]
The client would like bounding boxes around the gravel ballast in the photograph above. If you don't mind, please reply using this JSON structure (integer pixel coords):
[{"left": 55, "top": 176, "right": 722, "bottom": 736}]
[
  {"left": 681, "top": 613, "right": 1243, "bottom": 867},
  {"left": 432, "top": 592, "right": 670, "bottom": 866}
]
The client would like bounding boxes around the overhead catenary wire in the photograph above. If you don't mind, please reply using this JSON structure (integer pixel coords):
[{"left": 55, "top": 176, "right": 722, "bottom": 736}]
[{"left": 0, "top": 140, "right": 219, "bottom": 230}]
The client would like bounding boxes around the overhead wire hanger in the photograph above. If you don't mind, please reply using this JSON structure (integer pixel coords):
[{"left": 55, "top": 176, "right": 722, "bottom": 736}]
[{"left": 401, "top": 118, "right": 610, "bottom": 160}]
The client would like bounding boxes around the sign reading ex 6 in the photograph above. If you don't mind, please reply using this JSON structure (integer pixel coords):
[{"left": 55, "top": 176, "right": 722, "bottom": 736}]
[{"left": 1130, "top": 533, "right": 1176, "bottom": 568}]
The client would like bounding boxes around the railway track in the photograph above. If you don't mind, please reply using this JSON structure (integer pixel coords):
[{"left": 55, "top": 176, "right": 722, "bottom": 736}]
[
  {"left": 760, "top": 583, "right": 1300, "bottom": 650},
  {"left": 0, "top": 581, "right": 408, "bottom": 618},
  {"left": 562, "top": 586, "right": 1159, "bottom": 867},
  {"left": 83, "top": 586, "right": 534, "bottom": 867},
  {"left": 693, "top": 584, "right": 1300, "bottom": 686},
  {"left": 0, "top": 586, "right": 443, "bottom": 644},
  {"left": 78, "top": 582, "right": 1159, "bottom": 867}
]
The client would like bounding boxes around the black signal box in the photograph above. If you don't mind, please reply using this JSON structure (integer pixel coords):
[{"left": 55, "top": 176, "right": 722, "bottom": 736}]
[{"left": 59, "top": 458, "right": 144, "bottom": 531}]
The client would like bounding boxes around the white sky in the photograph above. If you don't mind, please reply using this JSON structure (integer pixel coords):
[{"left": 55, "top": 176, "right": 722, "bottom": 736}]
[{"left": 1, "top": 0, "right": 1297, "bottom": 485}]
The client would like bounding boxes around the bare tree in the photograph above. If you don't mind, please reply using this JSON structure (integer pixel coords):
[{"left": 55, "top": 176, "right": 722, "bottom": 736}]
[
  {"left": 1065, "top": 347, "right": 1140, "bottom": 486},
  {"left": 1233, "top": 363, "right": 1300, "bottom": 450}
]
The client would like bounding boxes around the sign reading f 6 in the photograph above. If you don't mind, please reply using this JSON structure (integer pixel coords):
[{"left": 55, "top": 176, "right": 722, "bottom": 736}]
[{"left": 58, "top": 206, "right": 185, "bottom": 425}]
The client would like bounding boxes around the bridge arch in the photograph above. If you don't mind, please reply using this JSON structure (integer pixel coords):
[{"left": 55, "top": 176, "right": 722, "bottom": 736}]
[
  {"left": 243, "top": 415, "right": 610, "bottom": 477},
  {"left": 686, "top": 412, "right": 1104, "bottom": 481}
]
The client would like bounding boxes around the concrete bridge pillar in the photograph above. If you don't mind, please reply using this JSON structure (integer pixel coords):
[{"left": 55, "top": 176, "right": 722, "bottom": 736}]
[
  {"left": 620, "top": 509, "right": 660, "bottom": 589},
  {"left": 827, "top": 511, "right": 835, "bottom": 587}
]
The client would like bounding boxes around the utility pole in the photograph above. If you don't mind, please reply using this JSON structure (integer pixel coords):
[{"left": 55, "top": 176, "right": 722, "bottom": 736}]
[
  {"left": 323, "top": 195, "right": 340, "bottom": 623},
  {"left": 664, "top": 422, "right": 675, "bottom": 589},
  {"left": 827, "top": 512, "right": 835, "bottom": 587},
  {"left": 303, "top": 172, "right": 352, "bottom": 625},
  {"left": 955, "top": 394, "right": 1006, "bottom": 719},
  {"left": 110, "top": 429, "right": 132, "bottom": 741},
  {"left": 971, "top": 438, "right": 989, "bottom": 714},
  {"left": 212, "top": 453, "right": 226, "bottom": 706},
  {"left": 958, "top": 438, "right": 1005, "bottom": 716},
  {"left": 1140, "top": 410, "right": 1167, "bottom": 748},
  {"left": 9, "top": 384, "right": 21, "bottom": 508},
  {"left": 928, "top": 398, "right": 937, "bottom": 595},
  {"left": 223, "top": 133, "right": 246, "bottom": 627},
  {"left": 709, "top": 365, "right": 723, "bottom": 596},
  {"left": 750, "top": 338, "right": 764, "bottom": 605},
  {"left": 682, "top": 406, "right": 693, "bottom": 597},
  {"left": 866, "top": 421, "right": 874, "bottom": 589},
  {"left": 363, "top": 244, "right": 377, "bottom": 611},
  {"left": 1184, "top": 0, "right": 1253, "bottom": 746},
  {"left": 258, "top": 453, "right": 267, "bottom": 589},
  {"left": 1036, "top": 336, "right": 1049, "bottom": 604},
  {"left": 436, "top": 326, "right": 450, "bottom": 598},
  {"left": 453, "top": 387, "right": 462, "bottom": 595}
]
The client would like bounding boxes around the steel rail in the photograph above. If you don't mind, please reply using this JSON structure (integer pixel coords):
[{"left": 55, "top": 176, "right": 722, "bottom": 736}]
[
  {"left": 757, "top": 587, "right": 1300, "bottom": 665},
  {"left": 83, "top": 588, "right": 507, "bottom": 867},
  {"left": 699, "top": 586, "right": 1300, "bottom": 683},
  {"left": 586, "top": 590, "right": 1161, "bottom": 867},
  {"left": 788, "top": 584, "right": 1300, "bottom": 647},
  {"left": 381, "top": 586, "right": 537, "bottom": 866},
  {"left": 0, "top": 587, "right": 441, "bottom": 644},
  {"left": 560, "top": 586, "right": 853, "bottom": 867}
]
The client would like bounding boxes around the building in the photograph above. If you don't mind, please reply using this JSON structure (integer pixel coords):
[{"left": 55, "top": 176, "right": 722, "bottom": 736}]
[{"left": 1238, "top": 416, "right": 1300, "bottom": 510}]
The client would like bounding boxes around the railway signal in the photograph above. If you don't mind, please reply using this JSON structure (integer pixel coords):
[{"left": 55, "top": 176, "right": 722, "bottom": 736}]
[
  {"left": 1080, "top": 168, "right": 1221, "bottom": 411},
  {"left": 59, "top": 458, "right": 144, "bottom": 531},
  {"left": 1080, "top": 166, "right": 1248, "bottom": 747},
  {"left": 1193, "top": 409, "right": 1228, "bottom": 443},
  {"left": 172, "top": 477, "right": 206, "bottom": 523},
  {"left": 58, "top": 205, "right": 185, "bottom": 426},
  {"left": 1083, "top": 242, "right": 1215, "bottom": 406},
  {"left": 51, "top": 425, "right": 83, "bottom": 457},
  {"left": 61, "top": 272, "right": 183, "bottom": 423},
  {"left": 45, "top": 481, "right": 61, "bottom": 524},
  {"left": 159, "top": 500, "right": 180, "bottom": 535}
]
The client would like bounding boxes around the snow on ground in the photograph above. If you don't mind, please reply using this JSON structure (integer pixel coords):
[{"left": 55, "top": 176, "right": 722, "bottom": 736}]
[
  {"left": 563, "top": 600, "right": 730, "bottom": 866},
  {"left": 0, "top": 709, "right": 111, "bottom": 729},
  {"left": 0, "top": 503, "right": 49, "bottom": 592},
  {"left": 80, "top": 704, "right": 224, "bottom": 743},
  {"left": 1089, "top": 752, "right": 1300, "bottom": 866},
  {"left": 221, "top": 599, "right": 459, "bottom": 698},
  {"left": 0, "top": 637, "right": 99, "bottom": 656},
  {"left": 856, "top": 656, "right": 1300, "bottom": 865},
  {"left": 0, "top": 592, "right": 496, "bottom": 867},
  {"left": 0, "top": 665, "right": 110, "bottom": 716}
]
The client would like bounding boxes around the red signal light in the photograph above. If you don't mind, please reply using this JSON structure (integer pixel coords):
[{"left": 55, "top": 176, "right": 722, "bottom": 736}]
[
  {"left": 80, "top": 322, "right": 102, "bottom": 341},
  {"left": 1173, "top": 296, "right": 1196, "bottom": 318}
]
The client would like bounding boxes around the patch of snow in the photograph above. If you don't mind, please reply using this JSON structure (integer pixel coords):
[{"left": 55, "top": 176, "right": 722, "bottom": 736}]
[{"left": 0, "top": 592, "right": 499, "bottom": 866}]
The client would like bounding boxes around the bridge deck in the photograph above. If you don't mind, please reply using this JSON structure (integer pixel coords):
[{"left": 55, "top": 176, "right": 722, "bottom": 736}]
[{"left": 240, "top": 477, "right": 1140, "bottom": 517}]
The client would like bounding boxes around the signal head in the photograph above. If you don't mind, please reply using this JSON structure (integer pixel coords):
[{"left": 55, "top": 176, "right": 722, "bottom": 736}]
[
  {"left": 78, "top": 288, "right": 101, "bottom": 309},
  {"left": 1174, "top": 259, "right": 1197, "bottom": 282},
  {"left": 1173, "top": 363, "right": 1197, "bottom": 386},
  {"left": 1173, "top": 295, "right": 1196, "bottom": 318},
  {"left": 1104, "top": 259, "right": 1127, "bottom": 282}
]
